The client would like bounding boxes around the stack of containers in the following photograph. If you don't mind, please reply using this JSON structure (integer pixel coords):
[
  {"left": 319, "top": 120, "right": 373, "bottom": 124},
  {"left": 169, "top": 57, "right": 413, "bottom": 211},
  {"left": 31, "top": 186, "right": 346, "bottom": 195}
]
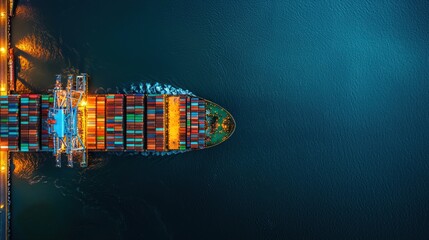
[
  {"left": 48, "top": 96, "right": 54, "bottom": 149},
  {"left": 146, "top": 95, "right": 156, "bottom": 151},
  {"left": 126, "top": 94, "right": 144, "bottom": 151},
  {"left": 186, "top": 96, "right": 191, "bottom": 149},
  {"left": 155, "top": 95, "right": 165, "bottom": 152},
  {"left": 106, "top": 95, "right": 115, "bottom": 150},
  {"left": 9, "top": 95, "right": 20, "bottom": 151},
  {"left": 134, "top": 94, "right": 144, "bottom": 151},
  {"left": 20, "top": 94, "right": 40, "bottom": 152},
  {"left": 29, "top": 94, "right": 40, "bottom": 151},
  {"left": 114, "top": 95, "right": 124, "bottom": 150},
  {"left": 167, "top": 96, "right": 180, "bottom": 150},
  {"left": 198, "top": 99, "right": 206, "bottom": 149},
  {"left": 179, "top": 96, "right": 187, "bottom": 151},
  {"left": 96, "top": 96, "right": 106, "bottom": 150},
  {"left": 86, "top": 96, "right": 97, "bottom": 150},
  {"left": 0, "top": 96, "right": 7, "bottom": 150},
  {"left": 41, "top": 95, "right": 54, "bottom": 151},
  {"left": 106, "top": 94, "right": 124, "bottom": 151},
  {"left": 0, "top": 95, "right": 19, "bottom": 151},
  {"left": 190, "top": 97, "right": 199, "bottom": 149},
  {"left": 125, "top": 95, "right": 135, "bottom": 150}
]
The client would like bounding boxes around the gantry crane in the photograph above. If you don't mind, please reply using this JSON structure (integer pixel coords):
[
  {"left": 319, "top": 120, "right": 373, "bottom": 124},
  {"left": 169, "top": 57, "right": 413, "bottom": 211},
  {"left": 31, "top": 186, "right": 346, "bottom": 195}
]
[{"left": 48, "top": 74, "right": 88, "bottom": 167}]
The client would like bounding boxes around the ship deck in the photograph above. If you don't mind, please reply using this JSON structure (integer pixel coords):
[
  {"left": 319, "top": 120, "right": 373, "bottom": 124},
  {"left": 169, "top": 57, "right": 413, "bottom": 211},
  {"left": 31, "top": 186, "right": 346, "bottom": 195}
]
[{"left": 205, "top": 100, "right": 235, "bottom": 148}]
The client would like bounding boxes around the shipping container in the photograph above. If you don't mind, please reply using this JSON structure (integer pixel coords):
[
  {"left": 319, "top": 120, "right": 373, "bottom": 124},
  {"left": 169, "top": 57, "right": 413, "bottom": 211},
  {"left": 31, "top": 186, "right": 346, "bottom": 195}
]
[
  {"left": 9, "top": 95, "right": 19, "bottom": 151},
  {"left": 179, "top": 96, "right": 187, "bottom": 151},
  {"left": 125, "top": 94, "right": 144, "bottom": 151},
  {"left": 198, "top": 99, "right": 206, "bottom": 149},
  {"left": 134, "top": 95, "right": 145, "bottom": 151},
  {"left": 146, "top": 95, "right": 156, "bottom": 151},
  {"left": 106, "top": 94, "right": 124, "bottom": 151},
  {"left": 106, "top": 95, "right": 114, "bottom": 150},
  {"left": 114, "top": 95, "right": 124, "bottom": 150},
  {"left": 87, "top": 96, "right": 97, "bottom": 150},
  {"left": 190, "top": 97, "right": 199, "bottom": 149},
  {"left": 20, "top": 94, "right": 40, "bottom": 152},
  {"left": 186, "top": 96, "right": 191, "bottom": 149},
  {"left": 41, "top": 95, "right": 54, "bottom": 151},
  {"left": 155, "top": 95, "right": 165, "bottom": 151},
  {"left": 96, "top": 96, "right": 106, "bottom": 150},
  {"left": 125, "top": 95, "right": 135, "bottom": 150},
  {"left": 0, "top": 96, "right": 6, "bottom": 150},
  {"left": 167, "top": 96, "right": 180, "bottom": 150},
  {"left": 0, "top": 95, "right": 19, "bottom": 151},
  {"left": 0, "top": 97, "right": 6, "bottom": 150}
]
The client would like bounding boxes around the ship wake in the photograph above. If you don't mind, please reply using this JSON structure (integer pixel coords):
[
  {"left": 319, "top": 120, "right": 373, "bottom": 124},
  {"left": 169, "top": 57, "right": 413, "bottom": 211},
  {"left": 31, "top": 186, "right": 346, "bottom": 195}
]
[{"left": 95, "top": 82, "right": 196, "bottom": 96}]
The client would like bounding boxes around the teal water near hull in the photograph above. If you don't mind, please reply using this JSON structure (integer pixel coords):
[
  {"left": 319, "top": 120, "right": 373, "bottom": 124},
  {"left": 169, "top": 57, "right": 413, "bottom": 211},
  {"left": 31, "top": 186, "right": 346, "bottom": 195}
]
[{"left": 11, "top": 0, "right": 429, "bottom": 239}]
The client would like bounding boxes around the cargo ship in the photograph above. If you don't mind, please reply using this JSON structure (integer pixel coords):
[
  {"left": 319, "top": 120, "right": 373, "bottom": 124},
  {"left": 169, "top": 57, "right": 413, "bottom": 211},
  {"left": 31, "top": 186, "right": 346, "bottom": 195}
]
[{"left": 0, "top": 75, "right": 235, "bottom": 165}]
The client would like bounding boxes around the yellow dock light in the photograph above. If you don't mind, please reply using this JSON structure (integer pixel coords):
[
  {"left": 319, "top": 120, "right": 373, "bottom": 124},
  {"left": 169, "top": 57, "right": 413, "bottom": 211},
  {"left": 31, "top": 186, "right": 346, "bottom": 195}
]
[
  {"left": 0, "top": 47, "right": 5, "bottom": 54},
  {"left": 80, "top": 100, "right": 87, "bottom": 107},
  {"left": 0, "top": 204, "right": 3, "bottom": 209},
  {"left": 0, "top": 12, "right": 5, "bottom": 18}
]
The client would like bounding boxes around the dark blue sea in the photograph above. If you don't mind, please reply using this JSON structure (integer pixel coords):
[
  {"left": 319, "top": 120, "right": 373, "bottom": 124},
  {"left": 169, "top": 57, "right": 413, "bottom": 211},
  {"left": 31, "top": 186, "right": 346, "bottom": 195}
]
[{"left": 10, "top": 0, "right": 429, "bottom": 239}]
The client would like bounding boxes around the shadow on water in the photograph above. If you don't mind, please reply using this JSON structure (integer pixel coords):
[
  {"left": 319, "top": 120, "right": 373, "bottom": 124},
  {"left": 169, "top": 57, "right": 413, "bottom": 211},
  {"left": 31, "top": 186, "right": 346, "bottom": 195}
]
[
  {"left": 15, "top": 77, "right": 38, "bottom": 93},
  {"left": 11, "top": 152, "right": 177, "bottom": 240},
  {"left": 14, "top": 48, "right": 40, "bottom": 93}
]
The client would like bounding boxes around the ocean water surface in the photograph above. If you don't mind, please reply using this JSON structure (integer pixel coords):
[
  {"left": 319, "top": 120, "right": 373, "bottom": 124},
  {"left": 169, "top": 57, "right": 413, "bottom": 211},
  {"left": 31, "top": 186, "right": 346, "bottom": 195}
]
[{"left": 10, "top": 0, "right": 429, "bottom": 239}]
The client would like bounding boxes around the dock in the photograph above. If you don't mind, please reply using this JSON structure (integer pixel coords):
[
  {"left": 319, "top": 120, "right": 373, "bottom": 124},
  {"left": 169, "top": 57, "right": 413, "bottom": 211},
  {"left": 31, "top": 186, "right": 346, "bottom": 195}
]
[{"left": 0, "top": 0, "right": 13, "bottom": 239}]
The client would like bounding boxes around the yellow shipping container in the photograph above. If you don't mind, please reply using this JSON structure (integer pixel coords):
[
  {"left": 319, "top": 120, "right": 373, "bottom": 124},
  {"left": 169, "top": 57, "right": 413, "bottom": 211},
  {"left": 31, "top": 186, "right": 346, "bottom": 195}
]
[{"left": 167, "top": 96, "right": 180, "bottom": 150}]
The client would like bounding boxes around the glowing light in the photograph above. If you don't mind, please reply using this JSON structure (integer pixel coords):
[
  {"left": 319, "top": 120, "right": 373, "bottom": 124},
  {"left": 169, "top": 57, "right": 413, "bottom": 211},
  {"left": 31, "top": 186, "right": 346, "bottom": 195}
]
[
  {"left": 80, "top": 100, "right": 87, "bottom": 107},
  {"left": 0, "top": 12, "right": 5, "bottom": 18},
  {"left": 0, "top": 47, "right": 5, "bottom": 54},
  {"left": 16, "top": 35, "right": 54, "bottom": 61},
  {"left": 15, "top": 39, "right": 31, "bottom": 52},
  {"left": 167, "top": 96, "right": 180, "bottom": 150},
  {"left": 17, "top": 55, "right": 31, "bottom": 71},
  {"left": 0, "top": 204, "right": 4, "bottom": 209},
  {"left": 13, "top": 159, "right": 22, "bottom": 175},
  {"left": 0, "top": 165, "right": 5, "bottom": 172}
]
